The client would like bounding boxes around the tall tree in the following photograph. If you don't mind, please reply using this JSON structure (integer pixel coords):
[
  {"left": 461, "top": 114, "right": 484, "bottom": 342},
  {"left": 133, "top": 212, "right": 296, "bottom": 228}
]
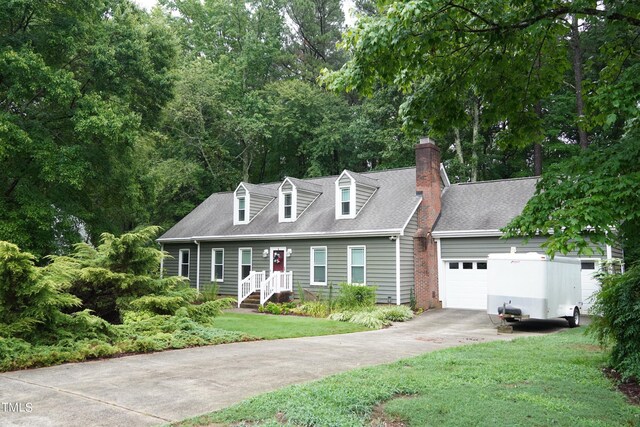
[
  {"left": 0, "top": 0, "right": 177, "bottom": 257},
  {"left": 324, "top": 0, "right": 640, "bottom": 256}
]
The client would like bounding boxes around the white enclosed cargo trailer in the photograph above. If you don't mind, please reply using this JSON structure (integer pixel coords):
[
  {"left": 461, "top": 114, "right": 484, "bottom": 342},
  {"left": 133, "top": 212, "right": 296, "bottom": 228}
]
[{"left": 487, "top": 252, "right": 583, "bottom": 327}]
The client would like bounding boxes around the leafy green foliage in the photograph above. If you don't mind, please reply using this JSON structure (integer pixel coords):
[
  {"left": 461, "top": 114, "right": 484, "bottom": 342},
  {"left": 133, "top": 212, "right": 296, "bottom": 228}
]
[
  {"left": 336, "top": 283, "right": 377, "bottom": 310},
  {"left": 292, "top": 302, "right": 332, "bottom": 318},
  {"left": 258, "top": 302, "right": 297, "bottom": 315},
  {"left": 504, "top": 121, "right": 640, "bottom": 256},
  {"left": 589, "top": 266, "right": 640, "bottom": 380},
  {"left": 0, "top": 241, "right": 80, "bottom": 338},
  {"left": 55, "top": 226, "right": 193, "bottom": 322},
  {"left": 329, "top": 306, "right": 414, "bottom": 329},
  {"left": 0, "top": 1, "right": 178, "bottom": 257}
]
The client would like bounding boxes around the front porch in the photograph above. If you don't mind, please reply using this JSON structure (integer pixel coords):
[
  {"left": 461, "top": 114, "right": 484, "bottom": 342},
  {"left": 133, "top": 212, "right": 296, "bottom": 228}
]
[{"left": 237, "top": 270, "right": 293, "bottom": 307}]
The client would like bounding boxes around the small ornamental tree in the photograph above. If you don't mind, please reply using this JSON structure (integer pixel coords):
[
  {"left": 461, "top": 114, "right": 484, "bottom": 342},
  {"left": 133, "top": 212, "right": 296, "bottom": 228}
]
[
  {"left": 58, "top": 226, "right": 194, "bottom": 323},
  {"left": 0, "top": 241, "right": 79, "bottom": 338}
]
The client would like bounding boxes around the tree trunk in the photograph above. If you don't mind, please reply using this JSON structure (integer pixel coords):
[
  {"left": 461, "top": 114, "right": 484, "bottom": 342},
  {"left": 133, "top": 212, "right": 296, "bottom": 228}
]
[
  {"left": 241, "top": 141, "right": 252, "bottom": 183},
  {"left": 571, "top": 15, "right": 589, "bottom": 149},
  {"left": 534, "top": 99, "right": 543, "bottom": 176},
  {"left": 470, "top": 96, "right": 480, "bottom": 182},
  {"left": 453, "top": 127, "right": 464, "bottom": 164}
]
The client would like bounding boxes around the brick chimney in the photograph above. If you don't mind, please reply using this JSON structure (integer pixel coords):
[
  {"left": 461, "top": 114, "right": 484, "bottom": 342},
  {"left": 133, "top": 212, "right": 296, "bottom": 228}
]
[{"left": 414, "top": 137, "right": 442, "bottom": 309}]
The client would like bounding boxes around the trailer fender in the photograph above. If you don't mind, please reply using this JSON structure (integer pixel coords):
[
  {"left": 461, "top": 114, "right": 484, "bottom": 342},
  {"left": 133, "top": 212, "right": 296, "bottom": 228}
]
[{"left": 559, "top": 304, "right": 579, "bottom": 317}]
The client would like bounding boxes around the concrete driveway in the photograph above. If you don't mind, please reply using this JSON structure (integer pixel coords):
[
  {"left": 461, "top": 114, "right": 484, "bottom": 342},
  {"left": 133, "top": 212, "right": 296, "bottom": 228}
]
[{"left": 0, "top": 309, "right": 569, "bottom": 426}]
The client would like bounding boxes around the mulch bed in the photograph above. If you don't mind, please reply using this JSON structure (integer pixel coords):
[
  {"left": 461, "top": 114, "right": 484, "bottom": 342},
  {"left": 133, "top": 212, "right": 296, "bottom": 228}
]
[{"left": 604, "top": 368, "right": 640, "bottom": 405}]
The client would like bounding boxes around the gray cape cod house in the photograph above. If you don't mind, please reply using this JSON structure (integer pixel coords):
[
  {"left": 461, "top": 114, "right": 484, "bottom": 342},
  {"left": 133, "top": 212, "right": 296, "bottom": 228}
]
[{"left": 158, "top": 138, "right": 621, "bottom": 311}]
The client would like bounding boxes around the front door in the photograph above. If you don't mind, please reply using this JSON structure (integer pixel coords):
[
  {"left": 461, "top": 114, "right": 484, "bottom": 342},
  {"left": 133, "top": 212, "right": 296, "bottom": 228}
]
[{"left": 272, "top": 249, "right": 285, "bottom": 273}]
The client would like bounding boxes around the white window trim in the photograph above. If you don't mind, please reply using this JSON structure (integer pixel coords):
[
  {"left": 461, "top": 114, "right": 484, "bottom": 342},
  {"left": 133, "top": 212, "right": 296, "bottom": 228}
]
[
  {"left": 347, "top": 245, "right": 366, "bottom": 285},
  {"left": 238, "top": 248, "right": 252, "bottom": 280},
  {"left": 310, "top": 246, "right": 328, "bottom": 286},
  {"left": 278, "top": 180, "right": 297, "bottom": 223},
  {"left": 335, "top": 172, "right": 356, "bottom": 219},
  {"left": 211, "top": 248, "right": 224, "bottom": 282},
  {"left": 179, "top": 249, "right": 190, "bottom": 278},
  {"left": 233, "top": 184, "right": 250, "bottom": 225}
]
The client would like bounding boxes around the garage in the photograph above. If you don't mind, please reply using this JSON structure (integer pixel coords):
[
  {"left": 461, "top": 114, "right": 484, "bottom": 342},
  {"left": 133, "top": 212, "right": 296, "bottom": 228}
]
[
  {"left": 580, "top": 260, "right": 600, "bottom": 314},
  {"left": 442, "top": 261, "right": 488, "bottom": 310}
]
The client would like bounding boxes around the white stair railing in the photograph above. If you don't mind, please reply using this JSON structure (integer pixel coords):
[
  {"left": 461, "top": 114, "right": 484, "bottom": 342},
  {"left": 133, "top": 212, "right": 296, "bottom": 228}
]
[
  {"left": 237, "top": 271, "right": 265, "bottom": 307},
  {"left": 260, "top": 271, "right": 293, "bottom": 305}
]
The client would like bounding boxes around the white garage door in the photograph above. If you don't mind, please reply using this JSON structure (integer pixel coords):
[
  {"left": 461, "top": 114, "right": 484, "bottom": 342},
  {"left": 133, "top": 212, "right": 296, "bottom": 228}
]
[
  {"left": 580, "top": 260, "right": 600, "bottom": 314},
  {"left": 443, "top": 261, "right": 488, "bottom": 310}
]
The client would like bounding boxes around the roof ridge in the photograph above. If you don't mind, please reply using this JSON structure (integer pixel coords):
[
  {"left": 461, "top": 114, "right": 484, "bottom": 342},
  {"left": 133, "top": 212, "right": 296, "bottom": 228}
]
[{"left": 453, "top": 176, "right": 539, "bottom": 186}]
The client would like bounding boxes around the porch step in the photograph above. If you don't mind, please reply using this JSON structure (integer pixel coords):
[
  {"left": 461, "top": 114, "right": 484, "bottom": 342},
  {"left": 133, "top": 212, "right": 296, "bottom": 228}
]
[{"left": 240, "top": 291, "right": 261, "bottom": 309}]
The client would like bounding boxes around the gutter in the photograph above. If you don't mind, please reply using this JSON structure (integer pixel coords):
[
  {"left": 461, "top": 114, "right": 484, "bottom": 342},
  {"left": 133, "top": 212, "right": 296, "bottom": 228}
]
[{"left": 157, "top": 228, "right": 404, "bottom": 243}]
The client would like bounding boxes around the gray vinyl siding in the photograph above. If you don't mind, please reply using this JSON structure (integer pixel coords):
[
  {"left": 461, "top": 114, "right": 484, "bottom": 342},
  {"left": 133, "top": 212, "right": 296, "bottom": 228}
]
[
  {"left": 355, "top": 184, "right": 376, "bottom": 214},
  {"left": 399, "top": 212, "right": 418, "bottom": 303},
  {"left": 164, "top": 237, "right": 400, "bottom": 303},
  {"left": 296, "top": 190, "right": 318, "bottom": 217},
  {"left": 440, "top": 236, "right": 605, "bottom": 259},
  {"left": 250, "top": 194, "right": 274, "bottom": 220},
  {"left": 338, "top": 174, "right": 351, "bottom": 187},
  {"left": 610, "top": 245, "right": 623, "bottom": 260},
  {"left": 236, "top": 187, "right": 246, "bottom": 197},
  {"left": 163, "top": 243, "right": 198, "bottom": 287},
  {"left": 281, "top": 181, "right": 293, "bottom": 193}
]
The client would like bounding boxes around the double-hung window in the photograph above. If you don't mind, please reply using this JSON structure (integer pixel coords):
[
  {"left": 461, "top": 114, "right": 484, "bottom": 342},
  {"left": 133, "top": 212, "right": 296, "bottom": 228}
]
[
  {"left": 212, "top": 249, "right": 224, "bottom": 282},
  {"left": 239, "top": 248, "right": 252, "bottom": 279},
  {"left": 238, "top": 197, "right": 246, "bottom": 222},
  {"left": 179, "top": 249, "right": 190, "bottom": 278},
  {"left": 283, "top": 193, "right": 293, "bottom": 219},
  {"left": 311, "top": 247, "right": 327, "bottom": 285},
  {"left": 341, "top": 187, "right": 350, "bottom": 215},
  {"left": 348, "top": 246, "right": 366, "bottom": 284}
]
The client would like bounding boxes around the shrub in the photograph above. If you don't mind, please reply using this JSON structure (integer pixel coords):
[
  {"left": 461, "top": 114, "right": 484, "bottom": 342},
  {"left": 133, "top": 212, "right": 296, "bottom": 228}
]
[
  {"left": 349, "top": 311, "right": 390, "bottom": 329},
  {"left": 589, "top": 265, "right": 640, "bottom": 379},
  {"left": 329, "top": 306, "right": 414, "bottom": 329},
  {"left": 292, "top": 302, "right": 330, "bottom": 318},
  {"left": 197, "top": 282, "right": 220, "bottom": 303},
  {"left": 258, "top": 302, "right": 296, "bottom": 315},
  {"left": 376, "top": 305, "right": 414, "bottom": 322},
  {"left": 0, "top": 241, "right": 80, "bottom": 339},
  {"left": 335, "top": 283, "right": 377, "bottom": 310}
]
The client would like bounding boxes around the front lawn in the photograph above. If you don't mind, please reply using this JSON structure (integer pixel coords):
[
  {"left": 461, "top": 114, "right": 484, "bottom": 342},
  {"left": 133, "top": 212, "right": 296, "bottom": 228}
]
[
  {"left": 214, "top": 312, "right": 370, "bottom": 339},
  {"left": 177, "top": 328, "right": 640, "bottom": 427}
]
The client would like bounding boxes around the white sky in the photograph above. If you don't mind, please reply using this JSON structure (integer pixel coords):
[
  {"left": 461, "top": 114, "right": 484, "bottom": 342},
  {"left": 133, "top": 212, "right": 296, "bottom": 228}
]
[{"left": 132, "top": 0, "right": 358, "bottom": 26}]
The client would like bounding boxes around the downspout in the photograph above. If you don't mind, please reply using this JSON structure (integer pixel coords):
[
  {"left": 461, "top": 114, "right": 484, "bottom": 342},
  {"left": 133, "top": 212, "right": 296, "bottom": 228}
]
[
  {"left": 395, "top": 236, "right": 401, "bottom": 305},
  {"left": 195, "top": 240, "right": 201, "bottom": 292},
  {"left": 160, "top": 243, "right": 164, "bottom": 279},
  {"left": 435, "top": 238, "right": 443, "bottom": 307}
]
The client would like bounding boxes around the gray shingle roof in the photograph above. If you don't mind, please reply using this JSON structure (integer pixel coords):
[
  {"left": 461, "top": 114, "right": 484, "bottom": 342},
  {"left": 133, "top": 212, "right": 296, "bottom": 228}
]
[
  {"left": 433, "top": 177, "right": 538, "bottom": 232},
  {"left": 159, "top": 168, "right": 421, "bottom": 241},
  {"left": 347, "top": 170, "right": 380, "bottom": 188},
  {"left": 240, "top": 182, "right": 277, "bottom": 198},
  {"left": 285, "top": 176, "right": 322, "bottom": 194}
]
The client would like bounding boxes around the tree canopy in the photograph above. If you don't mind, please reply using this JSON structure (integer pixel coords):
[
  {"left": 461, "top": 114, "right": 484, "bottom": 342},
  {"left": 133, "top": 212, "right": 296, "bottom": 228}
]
[{"left": 324, "top": 0, "right": 640, "bottom": 258}]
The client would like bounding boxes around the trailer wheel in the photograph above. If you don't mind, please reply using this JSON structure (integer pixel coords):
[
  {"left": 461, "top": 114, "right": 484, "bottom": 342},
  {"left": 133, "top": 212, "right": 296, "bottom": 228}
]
[{"left": 567, "top": 307, "right": 580, "bottom": 328}]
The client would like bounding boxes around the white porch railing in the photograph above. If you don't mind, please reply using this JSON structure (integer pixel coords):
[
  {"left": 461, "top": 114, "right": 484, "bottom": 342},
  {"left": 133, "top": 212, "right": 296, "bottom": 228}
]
[
  {"left": 237, "top": 271, "right": 266, "bottom": 307},
  {"left": 260, "top": 271, "right": 293, "bottom": 305}
]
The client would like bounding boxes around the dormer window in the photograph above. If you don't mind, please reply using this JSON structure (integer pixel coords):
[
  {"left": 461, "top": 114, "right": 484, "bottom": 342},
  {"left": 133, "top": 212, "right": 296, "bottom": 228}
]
[
  {"left": 283, "top": 193, "right": 292, "bottom": 219},
  {"left": 340, "top": 187, "right": 350, "bottom": 215},
  {"left": 335, "top": 170, "right": 378, "bottom": 220},
  {"left": 238, "top": 197, "right": 246, "bottom": 222},
  {"left": 278, "top": 177, "right": 321, "bottom": 223}
]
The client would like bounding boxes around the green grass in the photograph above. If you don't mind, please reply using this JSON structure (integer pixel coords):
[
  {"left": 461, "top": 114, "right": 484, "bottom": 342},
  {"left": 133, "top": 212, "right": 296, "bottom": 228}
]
[
  {"left": 176, "top": 329, "right": 640, "bottom": 427},
  {"left": 213, "top": 312, "right": 370, "bottom": 339}
]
